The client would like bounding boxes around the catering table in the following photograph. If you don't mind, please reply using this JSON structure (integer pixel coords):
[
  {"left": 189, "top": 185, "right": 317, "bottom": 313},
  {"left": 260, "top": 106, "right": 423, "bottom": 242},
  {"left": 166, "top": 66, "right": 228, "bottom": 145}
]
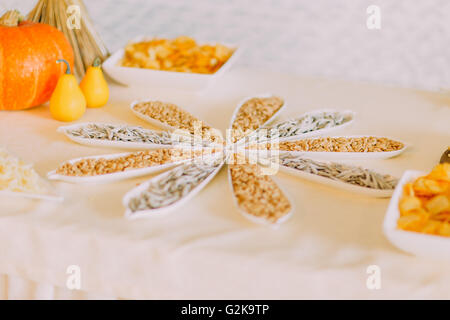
[{"left": 0, "top": 68, "right": 449, "bottom": 299}]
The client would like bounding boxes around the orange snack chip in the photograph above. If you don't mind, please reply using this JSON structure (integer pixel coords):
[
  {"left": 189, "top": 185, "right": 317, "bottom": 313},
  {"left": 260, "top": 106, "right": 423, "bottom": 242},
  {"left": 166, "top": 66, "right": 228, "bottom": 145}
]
[
  {"left": 397, "top": 163, "right": 450, "bottom": 237},
  {"left": 120, "top": 36, "right": 234, "bottom": 74}
]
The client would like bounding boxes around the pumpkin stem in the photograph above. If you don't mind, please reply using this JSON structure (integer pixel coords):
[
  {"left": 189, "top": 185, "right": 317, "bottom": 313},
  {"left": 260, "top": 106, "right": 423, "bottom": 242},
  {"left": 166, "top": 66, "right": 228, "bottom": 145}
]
[
  {"left": 0, "top": 10, "right": 24, "bottom": 27},
  {"left": 57, "top": 59, "right": 72, "bottom": 75},
  {"left": 92, "top": 57, "right": 102, "bottom": 67}
]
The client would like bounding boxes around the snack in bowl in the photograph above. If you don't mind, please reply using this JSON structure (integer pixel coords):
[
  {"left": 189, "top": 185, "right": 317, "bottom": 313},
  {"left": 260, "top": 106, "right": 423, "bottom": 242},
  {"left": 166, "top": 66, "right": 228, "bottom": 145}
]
[
  {"left": 248, "top": 137, "right": 405, "bottom": 152},
  {"left": 0, "top": 148, "right": 43, "bottom": 194},
  {"left": 120, "top": 36, "right": 234, "bottom": 74},
  {"left": 132, "top": 101, "right": 211, "bottom": 134},
  {"left": 229, "top": 163, "right": 292, "bottom": 225},
  {"left": 397, "top": 163, "right": 450, "bottom": 236},
  {"left": 131, "top": 100, "right": 222, "bottom": 144},
  {"left": 231, "top": 96, "right": 285, "bottom": 143},
  {"left": 54, "top": 149, "right": 219, "bottom": 177}
]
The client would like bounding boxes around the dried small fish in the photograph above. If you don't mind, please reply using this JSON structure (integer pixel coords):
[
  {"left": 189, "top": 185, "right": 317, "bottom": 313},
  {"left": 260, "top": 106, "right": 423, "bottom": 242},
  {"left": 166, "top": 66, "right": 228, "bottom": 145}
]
[
  {"left": 248, "top": 111, "right": 353, "bottom": 142},
  {"left": 280, "top": 154, "right": 398, "bottom": 190},
  {"left": 66, "top": 123, "right": 172, "bottom": 144},
  {"left": 64, "top": 123, "right": 208, "bottom": 146},
  {"left": 127, "top": 159, "right": 223, "bottom": 213}
]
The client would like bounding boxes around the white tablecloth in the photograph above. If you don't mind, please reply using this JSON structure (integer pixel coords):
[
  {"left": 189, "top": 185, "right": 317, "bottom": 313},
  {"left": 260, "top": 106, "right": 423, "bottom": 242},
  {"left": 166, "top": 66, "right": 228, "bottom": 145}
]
[
  {"left": 0, "top": 274, "right": 116, "bottom": 299},
  {"left": 0, "top": 68, "right": 449, "bottom": 299}
]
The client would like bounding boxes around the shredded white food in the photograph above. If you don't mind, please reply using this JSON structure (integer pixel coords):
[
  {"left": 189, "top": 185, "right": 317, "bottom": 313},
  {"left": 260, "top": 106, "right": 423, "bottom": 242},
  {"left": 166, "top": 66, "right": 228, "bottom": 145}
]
[{"left": 0, "top": 148, "right": 42, "bottom": 194}]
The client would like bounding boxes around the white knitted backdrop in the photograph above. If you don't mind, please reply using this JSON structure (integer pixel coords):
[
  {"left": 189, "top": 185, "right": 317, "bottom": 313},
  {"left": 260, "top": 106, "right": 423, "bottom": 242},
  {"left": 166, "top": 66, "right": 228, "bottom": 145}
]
[{"left": 2, "top": 0, "right": 450, "bottom": 91}]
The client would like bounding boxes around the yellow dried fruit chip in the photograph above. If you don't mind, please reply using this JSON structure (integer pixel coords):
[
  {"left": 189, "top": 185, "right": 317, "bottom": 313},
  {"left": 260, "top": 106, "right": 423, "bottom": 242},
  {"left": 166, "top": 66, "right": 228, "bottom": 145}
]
[
  {"left": 428, "top": 163, "right": 450, "bottom": 182},
  {"left": 399, "top": 196, "right": 422, "bottom": 213},
  {"left": 413, "top": 178, "right": 445, "bottom": 195},
  {"left": 425, "top": 195, "right": 450, "bottom": 215},
  {"left": 433, "top": 212, "right": 450, "bottom": 223},
  {"left": 421, "top": 220, "right": 441, "bottom": 235},
  {"left": 403, "top": 183, "right": 415, "bottom": 197},
  {"left": 438, "top": 222, "right": 450, "bottom": 236},
  {"left": 397, "top": 215, "right": 424, "bottom": 231},
  {"left": 411, "top": 208, "right": 430, "bottom": 220}
]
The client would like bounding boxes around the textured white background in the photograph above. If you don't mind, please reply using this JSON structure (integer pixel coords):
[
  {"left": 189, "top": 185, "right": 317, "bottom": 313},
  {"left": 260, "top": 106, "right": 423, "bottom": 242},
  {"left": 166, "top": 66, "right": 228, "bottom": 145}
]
[{"left": 2, "top": 0, "right": 450, "bottom": 90}]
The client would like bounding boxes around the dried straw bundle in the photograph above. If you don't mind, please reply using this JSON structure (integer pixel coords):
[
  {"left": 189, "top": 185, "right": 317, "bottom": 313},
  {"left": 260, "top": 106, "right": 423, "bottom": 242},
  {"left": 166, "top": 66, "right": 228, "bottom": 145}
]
[{"left": 27, "top": 0, "right": 109, "bottom": 79}]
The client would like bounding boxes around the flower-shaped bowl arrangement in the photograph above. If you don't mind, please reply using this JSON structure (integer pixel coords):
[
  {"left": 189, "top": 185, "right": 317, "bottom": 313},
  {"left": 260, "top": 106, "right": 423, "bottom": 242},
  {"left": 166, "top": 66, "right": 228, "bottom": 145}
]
[{"left": 53, "top": 94, "right": 408, "bottom": 226}]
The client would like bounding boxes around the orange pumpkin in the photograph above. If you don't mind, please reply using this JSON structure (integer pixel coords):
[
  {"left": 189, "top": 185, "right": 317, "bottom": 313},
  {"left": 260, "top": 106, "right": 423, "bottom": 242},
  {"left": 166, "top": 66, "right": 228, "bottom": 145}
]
[{"left": 0, "top": 10, "right": 74, "bottom": 111}]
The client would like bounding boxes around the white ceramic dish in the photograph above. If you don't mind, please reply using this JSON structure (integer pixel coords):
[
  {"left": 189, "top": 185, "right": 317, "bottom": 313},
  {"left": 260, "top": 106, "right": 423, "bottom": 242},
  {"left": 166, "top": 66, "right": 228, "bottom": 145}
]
[
  {"left": 227, "top": 165, "right": 293, "bottom": 227},
  {"left": 102, "top": 36, "right": 241, "bottom": 92},
  {"left": 229, "top": 93, "right": 287, "bottom": 145},
  {"left": 130, "top": 100, "right": 222, "bottom": 147},
  {"left": 130, "top": 100, "right": 180, "bottom": 132},
  {"left": 249, "top": 135, "right": 409, "bottom": 160},
  {"left": 278, "top": 161, "right": 395, "bottom": 198},
  {"left": 58, "top": 123, "right": 174, "bottom": 150},
  {"left": 383, "top": 170, "right": 450, "bottom": 259},
  {"left": 123, "top": 157, "right": 225, "bottom": 219},
  {"left": 47, "top": 151, "right": 190, "bottom": 184},
  {"left": 130, "top": 99, "right": 212, "bottom": 130}
]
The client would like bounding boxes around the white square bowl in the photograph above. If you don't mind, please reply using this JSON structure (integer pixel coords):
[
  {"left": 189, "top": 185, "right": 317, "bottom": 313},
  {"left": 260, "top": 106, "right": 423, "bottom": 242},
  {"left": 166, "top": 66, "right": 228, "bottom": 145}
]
[
  {"left": 383, "top": 170, "right": 450, "bottom": 259},
  {"left": 102, "top": 36, "right": 241, "bottom": 92}
]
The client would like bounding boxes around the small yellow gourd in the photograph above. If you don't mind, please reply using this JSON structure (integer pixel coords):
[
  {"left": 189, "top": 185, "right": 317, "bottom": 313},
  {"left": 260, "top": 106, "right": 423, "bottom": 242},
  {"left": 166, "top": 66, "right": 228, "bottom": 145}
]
[
  {"left": 50, "top": 59, "right": 86, "bottom": 122},
  {"left": 80, "top": 57, "right": 109, "bottom": 108}
]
